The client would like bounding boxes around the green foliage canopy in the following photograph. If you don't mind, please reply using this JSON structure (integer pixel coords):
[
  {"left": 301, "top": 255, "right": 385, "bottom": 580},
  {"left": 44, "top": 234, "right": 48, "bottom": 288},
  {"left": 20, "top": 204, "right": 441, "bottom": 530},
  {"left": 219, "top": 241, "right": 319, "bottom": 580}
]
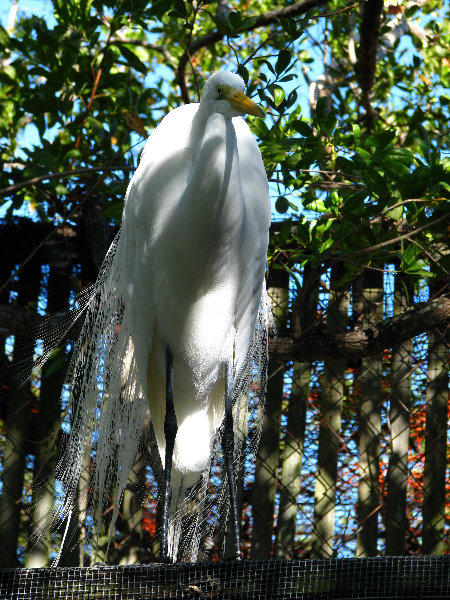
[{"left": 0, "top": 0, "right": 449, "bottom": 285}]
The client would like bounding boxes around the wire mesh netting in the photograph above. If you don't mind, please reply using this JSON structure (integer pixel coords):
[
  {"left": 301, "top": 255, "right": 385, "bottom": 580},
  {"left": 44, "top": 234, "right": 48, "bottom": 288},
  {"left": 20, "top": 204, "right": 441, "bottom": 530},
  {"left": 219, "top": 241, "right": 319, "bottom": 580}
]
[
  {"left": 0, "top": 220, "right": 448, "bottom": 566},
  {"left": 1, "top": 557, "right": 450, "bottom": 599}
]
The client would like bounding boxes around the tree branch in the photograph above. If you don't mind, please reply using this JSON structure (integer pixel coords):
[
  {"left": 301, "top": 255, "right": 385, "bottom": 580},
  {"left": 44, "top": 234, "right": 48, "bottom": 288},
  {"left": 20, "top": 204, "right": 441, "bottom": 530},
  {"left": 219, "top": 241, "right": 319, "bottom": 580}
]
[
  {"left": 177, "top": 0, "right": 330, "bottom": 102},
  {"left": 2, "top": 297, "right": 448, "bottom": 366},
  {"left": 338, "top": 212, "right": 450, "bottom": 259},
  {"left": 108, "top": 37, "right": 175, "bottom": 66},
  {"left": 354, "top": 0, "right": 384, "bottom": 125},
  {"left": 270, "top": 296, "right": 450, "bottom": 363},
  {"left": 0, "top": 165, "right": 135, "bottom": 197}
]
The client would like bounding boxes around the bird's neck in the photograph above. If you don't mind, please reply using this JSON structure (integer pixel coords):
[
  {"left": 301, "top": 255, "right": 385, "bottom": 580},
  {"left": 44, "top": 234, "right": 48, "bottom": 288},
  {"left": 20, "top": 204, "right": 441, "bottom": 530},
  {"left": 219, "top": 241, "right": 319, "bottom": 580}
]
[{"left": 190, "top": 103, "right": 228, "bottom": 156}]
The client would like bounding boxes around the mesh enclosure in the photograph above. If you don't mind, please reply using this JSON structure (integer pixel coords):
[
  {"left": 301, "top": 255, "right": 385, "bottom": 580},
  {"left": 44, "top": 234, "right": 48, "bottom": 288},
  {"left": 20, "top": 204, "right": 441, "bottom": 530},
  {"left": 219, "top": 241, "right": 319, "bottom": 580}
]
[
  {"left": 1, "top": 557, "right": 449, "bottom": 599},
  {"left": 1, "top": 220, "right": 448, "bottom": 566}
]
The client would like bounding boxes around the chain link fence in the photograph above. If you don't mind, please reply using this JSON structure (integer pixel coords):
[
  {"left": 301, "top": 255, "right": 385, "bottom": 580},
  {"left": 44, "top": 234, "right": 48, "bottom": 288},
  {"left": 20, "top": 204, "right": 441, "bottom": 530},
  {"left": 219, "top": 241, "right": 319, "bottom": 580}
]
[{"left": 0, "top": 219, "right": 449, "bottom": 568}]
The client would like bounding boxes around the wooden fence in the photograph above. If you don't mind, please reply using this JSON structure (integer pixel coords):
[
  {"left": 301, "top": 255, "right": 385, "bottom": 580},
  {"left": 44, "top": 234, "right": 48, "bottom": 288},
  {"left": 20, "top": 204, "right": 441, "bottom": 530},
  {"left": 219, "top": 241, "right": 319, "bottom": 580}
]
[{"left": 0, "top": 218, "right": 448, "bottom": 567}]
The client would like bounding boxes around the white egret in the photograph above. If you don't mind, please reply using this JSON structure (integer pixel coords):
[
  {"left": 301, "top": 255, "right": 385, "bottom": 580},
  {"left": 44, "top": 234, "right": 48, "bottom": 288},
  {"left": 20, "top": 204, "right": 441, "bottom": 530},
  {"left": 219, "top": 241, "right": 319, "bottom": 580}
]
[{"left": 47, "top": 71, "right": 271, "bottom": 564}]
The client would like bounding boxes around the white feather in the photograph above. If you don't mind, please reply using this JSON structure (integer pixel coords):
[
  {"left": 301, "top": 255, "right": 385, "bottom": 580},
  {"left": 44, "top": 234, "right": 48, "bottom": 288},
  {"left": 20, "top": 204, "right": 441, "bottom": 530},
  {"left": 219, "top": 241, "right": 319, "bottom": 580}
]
[{"left": 45, "top": 71, "right": 270, "bottom": 563}]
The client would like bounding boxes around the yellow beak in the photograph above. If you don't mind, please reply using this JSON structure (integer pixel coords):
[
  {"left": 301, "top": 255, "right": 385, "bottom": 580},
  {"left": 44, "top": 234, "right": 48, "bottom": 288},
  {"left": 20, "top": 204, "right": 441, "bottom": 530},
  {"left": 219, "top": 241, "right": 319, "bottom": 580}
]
[{"left": 228, "top": 90, "right": 265, "bottom": 118}]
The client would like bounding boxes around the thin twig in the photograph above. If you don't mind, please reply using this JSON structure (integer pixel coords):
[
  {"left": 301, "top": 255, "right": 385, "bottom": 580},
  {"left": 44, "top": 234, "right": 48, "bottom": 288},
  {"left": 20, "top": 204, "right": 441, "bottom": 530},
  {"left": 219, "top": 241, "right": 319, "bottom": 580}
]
[
  {"left": 108, "top": 37, "right": 174, "bottom": 66},
  {"left": 74, "top": 67, "right": 103, "bottom": 151},
  {"left": 321, "top": 1, "right": 359, "bottom": 18},
  {"left": 340, "top": 213, "right": 449, "bottom": 259},
  {"left": 0, "top": 165, "right": 135, "bottom": 196},
  {"left": 177, "top": 0, "right": 330, "bottom": 102},
  {"left": 242, "top": 31, "right": 279, "bottom": 67}
]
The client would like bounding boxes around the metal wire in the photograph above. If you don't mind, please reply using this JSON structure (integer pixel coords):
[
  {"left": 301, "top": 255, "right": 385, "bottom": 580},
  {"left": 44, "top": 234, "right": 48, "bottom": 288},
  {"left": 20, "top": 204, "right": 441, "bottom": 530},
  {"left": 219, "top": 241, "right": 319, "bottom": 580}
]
[{"left": 1, "top": 556, "right": 450, "bottom": 599}]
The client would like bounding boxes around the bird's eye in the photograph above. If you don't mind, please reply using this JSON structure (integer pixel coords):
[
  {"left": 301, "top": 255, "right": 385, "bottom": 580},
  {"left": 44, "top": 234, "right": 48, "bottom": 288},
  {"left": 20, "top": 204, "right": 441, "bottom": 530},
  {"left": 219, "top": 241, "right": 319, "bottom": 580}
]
[{"left": 217, "top": 87, "right": 222, "bottom": 95}]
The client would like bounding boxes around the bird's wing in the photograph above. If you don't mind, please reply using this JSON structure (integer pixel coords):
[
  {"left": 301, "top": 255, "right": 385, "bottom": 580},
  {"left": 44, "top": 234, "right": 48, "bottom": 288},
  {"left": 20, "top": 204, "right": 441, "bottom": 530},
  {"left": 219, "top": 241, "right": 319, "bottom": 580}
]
[
  {"left": 108, "top": 104, "right": 200, "bottom": 402},
  {"left": 232, "top": 116, "right": 271, "bottom": 377}
]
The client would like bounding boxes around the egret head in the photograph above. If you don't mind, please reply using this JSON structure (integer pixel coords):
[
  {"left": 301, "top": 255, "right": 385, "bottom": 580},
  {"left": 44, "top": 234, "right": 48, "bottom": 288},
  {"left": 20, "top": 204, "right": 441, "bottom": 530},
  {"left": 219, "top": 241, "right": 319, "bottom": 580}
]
[{"left": 201, "top": 71, "right": 264, "bottom": 119}]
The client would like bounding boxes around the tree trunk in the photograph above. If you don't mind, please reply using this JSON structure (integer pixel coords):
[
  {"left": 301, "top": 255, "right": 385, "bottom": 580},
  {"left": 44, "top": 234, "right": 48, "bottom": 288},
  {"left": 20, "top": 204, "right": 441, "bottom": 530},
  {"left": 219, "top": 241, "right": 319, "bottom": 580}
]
[
  {"left": 355, "top": 270, "right": 383, "bottom": 557},
  {"left": 311, "top": 263, "right": 349, "bottom": 558},
  {"left": 251, "top": 268, "right": 289, "bottom": 559},
  {"left": 385, "top": 274, "right": 413, "bottom": 554}
]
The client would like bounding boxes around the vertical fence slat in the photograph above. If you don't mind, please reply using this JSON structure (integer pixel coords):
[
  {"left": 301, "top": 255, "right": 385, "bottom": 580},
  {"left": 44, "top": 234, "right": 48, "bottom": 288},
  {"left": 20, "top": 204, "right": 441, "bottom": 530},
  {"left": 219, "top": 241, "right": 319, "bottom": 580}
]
[
  {"left": 311, "top": 263, "right": 349, "bottom": 558},
  {"left": 116, "top": 452, "right": 147, "bottom": 564},
  {"left": 26, "top": 267, "right": 71, "bottom": 567},
  {"left": 274, "top": 362, "right": 309, "bottom": 559},
  {"left": 275, "top": 266, "right": 318, "bottom": 559},
  {"left": 0, "top": 259, "right": 42, "bottom": 567},
  {"left": 251, "top": 269, "right": 289, "bottom": 559},
  {"left": 385, "top": 274, "right": 413, "bottom": 554},
  {"left": 422, "top": 296, "right": 449, "bottom": 554},
  {"left": 356, "top": 269, "right": 383, "bottom": 556}
]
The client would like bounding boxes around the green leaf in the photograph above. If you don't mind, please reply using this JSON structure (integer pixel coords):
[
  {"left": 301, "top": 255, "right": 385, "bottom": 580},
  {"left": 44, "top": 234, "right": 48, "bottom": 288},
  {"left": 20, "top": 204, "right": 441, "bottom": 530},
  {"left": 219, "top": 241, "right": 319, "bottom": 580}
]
[
  {"left": 237, "top": 15, "right": 257, "bottom": 31},
  {"left": 343, "top": 190, "right": 367, "bottom": 214},
  {"left": 275, "top": 196, "right": 290, "bottom": 214},
  {"left": 386, "top": 205, "right": 403, "bottom": 220},
  {"left": 280, "top": 17, "right": 299, "bottom": 39},
  {"left": 169, "top": 0, "right": 187, "bottom": 19},
  {"left": 0, "top": 25, "right": 10, "bottom": 46},
  {"left": 43, "top": 347, "right": 68, "bottom": 377},
  {"left": 236, "top": 64, "right": 249, "bottom": 85},
  {"left": 251, "top": 118, "right": 269, "bottom": 138},
  {"left": 328, "top": 189, "right": 340, "bottom": 215},
  {"left": 205, "top": 10, "right": 232, "bottom": 33},
  {"left": 275, "top": 49, "right": 291, "bottom": 75},
  {"left": 63, "top": 149, "right": 83, "bottom": 161},
  {"left": 384, "top": 147, "right": 414, "bottom": 166},
  {"left": 318, "top": 237, "right": 334, "bottom": 253},
  {"left": 119, "top": 44, "right": 147, "bottom": 74},
  {"left": 285, "top": 89, "right": 298, "bottom": 109},
  {"left": 356, "top": 147, "right": 372, "bottom": 164},
  {"left": 228, "top": 11, "right": 242, "bottom": 30},
  {"left": 87, "top": 116, "right": 105, "bottom": 141},
  {"left": 323, "top": 112, "right": 337, "bottom": 136},
  {"left": 383, "top": 159, "right": 411, "bottom": 178},
  {"left": 417, "top": 124, "right": 432, "bottom": 165},
  {"left": 365, "top": 129, "right": 396, "bottom": 151},
  {"left": 273, "top": 86, "right": 285, "bottom": 106},
  {"left": 258, "top": 58, "right": 275, "bottom": 75},
  {"left": 404, "top": 259, "right": 430, "bottom": 274},
  {"left": 336, "top": 156, "right": 357, "bottom": 173},
  {"left": 54, "top": 183, "right": 69, "bottom": 195},
  {"left": 102, "top": 199, "right": 125, "bottom": 221},
  {"left": 150, "top": 0, "right": 177, "bottom": 18},
  {"left": 315, "top": 96, "right": 328, "bottom": 122},
  {"left": 293, "top": 120, "right": 313, "bottom": 137},
  {"left": 303, "top": 198, "right": 327, "bottom": 213}
]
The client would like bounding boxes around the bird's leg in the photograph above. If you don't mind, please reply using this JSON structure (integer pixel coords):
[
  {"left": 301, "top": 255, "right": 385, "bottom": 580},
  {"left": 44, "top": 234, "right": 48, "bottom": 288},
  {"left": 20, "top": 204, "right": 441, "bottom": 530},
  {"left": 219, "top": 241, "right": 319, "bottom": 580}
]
[
  {"left": 223, "top": 362, "right": 242, "bottom": 560},
  {"left": 161, "top": 344, "right": 177, "bottom": 562}
]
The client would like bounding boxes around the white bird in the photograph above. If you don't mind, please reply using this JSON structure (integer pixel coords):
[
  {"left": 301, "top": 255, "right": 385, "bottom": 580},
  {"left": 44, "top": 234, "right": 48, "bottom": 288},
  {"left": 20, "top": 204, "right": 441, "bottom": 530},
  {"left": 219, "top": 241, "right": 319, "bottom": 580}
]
[{"left": 46, "top": 70, "right": 271, "bottom": 564}]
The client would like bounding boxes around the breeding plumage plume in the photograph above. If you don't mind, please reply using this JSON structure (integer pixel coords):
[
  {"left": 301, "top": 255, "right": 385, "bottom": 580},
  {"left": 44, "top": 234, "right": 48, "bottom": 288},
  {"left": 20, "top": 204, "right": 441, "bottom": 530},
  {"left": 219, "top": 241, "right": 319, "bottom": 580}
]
[{"left": 41, "top": 71, "right": 271, "bottom": 564}]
